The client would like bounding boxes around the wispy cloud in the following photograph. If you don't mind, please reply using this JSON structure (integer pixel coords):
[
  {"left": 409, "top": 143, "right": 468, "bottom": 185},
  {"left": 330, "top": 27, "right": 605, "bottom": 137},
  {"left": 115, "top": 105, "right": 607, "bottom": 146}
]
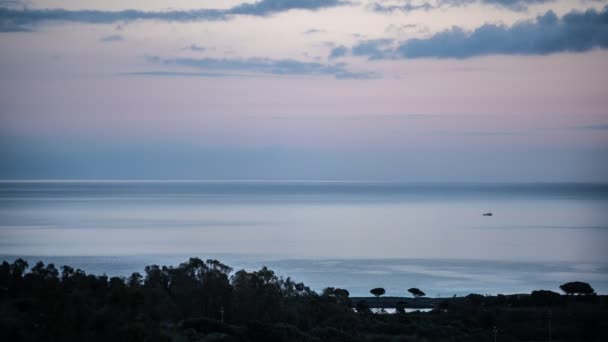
[
  {"left": 370, "top": 0, "right": 554, "bottom": 13},
  {"left": 0, "top": 21, "right": 31, "bottom": 32},
  {"left": 303, "top": 28, "right": 326, "bottom": 34},
  {"left": 350, "top": 7, "right": 608, "bottom": 59},
  {"left": 99, "top": 34, "right": 124, "bottom": 42},
  {"left": 457, "top": 131, "right": 524, "bottom": 136},
  {"left": 575, "top": 123, "right": 608, "bottom": 130},
  {"left": 121, "top": 71, "right": 239, "bottom": 78},
  {"left": 328, "top": 45, "right": 348, "bottom": 58},
  {"left": 447, "top": 0, "right": 555, "bottom": 12},
  {"left": 478, "top": 225, "right": 608, "bottom": 230},
  {"left": 228, "top": 0, "right": 349, "bottom": 16},
  {"left": 370, "top": 2, "right": 434, "bottom": 13},
  {"left": 267, "top": 113, "right": 441, "bottom": 120},
  {"left": 352, "top": 39, "right": 395, "bottom": 60},
  {"left": 431, "top": 130, "right": 526, "bottom": 137},
  {"left": 183, "top": 44, "right": 206, "bottom": 52},
  {"left": 326, "top": 39, "right": 396, "bottom": 60},
  {"left": 0, "top": 0, "right": 351, "bottom": 32},
  {"left": 146, "top": 56, "right": 377, "bottom": 79}
]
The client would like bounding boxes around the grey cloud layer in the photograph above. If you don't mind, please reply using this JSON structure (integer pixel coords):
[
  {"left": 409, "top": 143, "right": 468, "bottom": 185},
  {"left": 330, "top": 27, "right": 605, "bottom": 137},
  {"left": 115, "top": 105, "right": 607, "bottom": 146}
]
[
  {"left": 0, "top": 0, "right": 349, "bottom": 31},
  {"left": 349, "top": 6, "right": 608, "bottom": 59},
  {"left": 147, "top": 56, "right": 376, "bottom": 79}
]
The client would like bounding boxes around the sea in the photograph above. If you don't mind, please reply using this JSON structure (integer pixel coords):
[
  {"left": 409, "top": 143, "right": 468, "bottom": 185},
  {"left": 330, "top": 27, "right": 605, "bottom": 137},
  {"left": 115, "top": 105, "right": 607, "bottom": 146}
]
[{"left": 1, "top": 181, "right": 607, "bottom": 297}]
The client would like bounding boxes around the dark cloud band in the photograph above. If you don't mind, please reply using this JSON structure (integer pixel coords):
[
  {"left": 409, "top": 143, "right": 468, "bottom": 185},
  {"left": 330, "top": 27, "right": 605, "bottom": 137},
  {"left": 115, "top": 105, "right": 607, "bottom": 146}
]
[
  {"left": 349, "top": 6, "right": 608, "bottom": 59},
  {"left": 0, "top": 0, "right": 349, "bottom": 32}
]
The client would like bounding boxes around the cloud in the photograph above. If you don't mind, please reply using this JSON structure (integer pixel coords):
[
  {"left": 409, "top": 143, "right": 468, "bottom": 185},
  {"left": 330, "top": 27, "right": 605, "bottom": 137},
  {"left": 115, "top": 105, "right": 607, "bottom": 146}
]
[
  {"left": 386, "top": 23, "right": 421, "bottom": 32},
  {"left": 370, "top": 0, "right": 554, "bottom": 13},
  {"left": 267, "top": 113, "right": 440, "bottom": 120},
  {"left": 576, "top": 123, "right": 608, "bottom": 130},
  {"left": 183, "top": 44, "right": 206, "bottom": 52},
  {"left": 329, "top": 45, "right": 348, "bottom": 58},
  {"left": 370, "top": 2, "right": 434, "bottom": 13},
  {"left": 437, "top": 0, "right": 555, "bottom": 11},
  {"left": 352, "top": 7, "right": 608, "bottom": 59},
  {"left": 480, "top": 225, "right": 608, "bottom": 230},
  {"left": 445, "top": 0, "right": 555, "bottom": 12},
  {"left": 0, "top": 0, "right": 350, "bottom": 31},
  {"left": 99, "top": 34, "right": 124, "bottom": 42},
  {"left": 0, "top": 8, "right": 224, "bottom": 32},
  {"left": 0, "top": 20, "right": 31, "bottom": 32},
  {"left": 147, "top": 56, "right": 377, "bottom": 79},
  {"left": 228, "top": 0, "right": 349, "bottom": 16},
  {"left": 303, "top": 28, "right": 326, "bottom": 34},
  {"left": 0, "top": 0, "right": 23, "bottom": 8},
  {"left": 328, "top": 39, "right": 396, "bottom": 60},
  {"left": 121, "top": 71, "right": 237, "bottom": 78},
  {"left": 352, "top": 39, "right": 395, "bottom": 59},
  {"left": 453, "top": 130, "right": 524, "bottom": 136}
]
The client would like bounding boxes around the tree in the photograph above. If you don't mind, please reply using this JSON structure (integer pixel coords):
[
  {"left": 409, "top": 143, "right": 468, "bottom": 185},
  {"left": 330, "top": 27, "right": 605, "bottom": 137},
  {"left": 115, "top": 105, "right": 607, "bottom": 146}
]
[
  {"left": 559, "top": 281, "right": 595, "bottom": 295},
  {"left": 333, "top": 288, "right": 350, "bottom": 300},
  {"left": 323, "top": 287, "right": 351, "bottom": 306},
  {"left": 370, "top": 287, "right": 385, "bottom": 298},
  {"left": 355, "top": 300, "right": 371, "bottom": 314},
  {"left": 128, "top": 272, "right": 143, "bottom": 287},
  {"left": 370, "top": 287, "right": 385, "bottom": 310},
  {"left": 408, "top": 287, "right": 426, "bottom": 297},
  {"left": 11, "top": 258, "right": 28, "bottom": 280},
  {"left": 530, "top": 290, "right": 561, "bottom": 305}
]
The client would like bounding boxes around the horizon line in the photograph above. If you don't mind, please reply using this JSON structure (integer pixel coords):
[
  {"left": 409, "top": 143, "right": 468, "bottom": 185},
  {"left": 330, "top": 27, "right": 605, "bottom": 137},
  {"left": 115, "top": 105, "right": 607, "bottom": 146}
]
[{"left": 0, "top": 179, "right": 607, "bottom": 184}]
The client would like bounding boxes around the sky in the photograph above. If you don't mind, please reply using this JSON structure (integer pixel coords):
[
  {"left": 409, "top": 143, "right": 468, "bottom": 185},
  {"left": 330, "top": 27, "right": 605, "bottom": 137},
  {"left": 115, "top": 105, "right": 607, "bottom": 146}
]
[{"left": 0, "top": 0, "right": 607, "bottom": 181}]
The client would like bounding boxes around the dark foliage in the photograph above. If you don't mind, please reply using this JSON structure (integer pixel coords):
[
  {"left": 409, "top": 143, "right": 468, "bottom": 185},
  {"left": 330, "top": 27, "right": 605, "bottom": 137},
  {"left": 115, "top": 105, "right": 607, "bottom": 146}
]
[
  {"left": 1, "top": 258, "right": 607, "bottom": 341},
  {"left": 370, "top": 288, "right": 385, "bottom": 298},
  {"left": 560, "top": 281, "right": 596, "bottom": 295},
  {"left": 407, "top": 288, "right": 426, "bottom": 298}
]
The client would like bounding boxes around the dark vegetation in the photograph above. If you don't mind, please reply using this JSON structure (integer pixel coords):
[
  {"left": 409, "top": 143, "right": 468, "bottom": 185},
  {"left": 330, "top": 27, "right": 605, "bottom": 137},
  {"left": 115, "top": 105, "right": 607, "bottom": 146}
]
[
  {"left": 560, "top": 281, "right": 596, "bottom": 295},
  {"left": 407, "top": 288, "right": 425, "bottom": 298},
  {"left": 370, "top": 288, "right": 386, "bottom": 298},
  {"left": 1, "top": 258, "right": 607, "bottom": 341}
]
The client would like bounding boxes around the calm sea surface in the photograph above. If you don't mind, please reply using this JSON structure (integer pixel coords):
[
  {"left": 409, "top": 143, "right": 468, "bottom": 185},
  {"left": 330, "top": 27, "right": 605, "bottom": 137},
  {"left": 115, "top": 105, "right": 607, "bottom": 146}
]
[{"left": 1, "top": 181, "right": 607, "bottom": 296}]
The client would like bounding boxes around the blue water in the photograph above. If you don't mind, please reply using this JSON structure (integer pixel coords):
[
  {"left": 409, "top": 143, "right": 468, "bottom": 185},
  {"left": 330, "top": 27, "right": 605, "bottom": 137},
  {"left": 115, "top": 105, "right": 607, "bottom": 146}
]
[{"left": 1, "top": 181, "right": 607, "bottom": 296}]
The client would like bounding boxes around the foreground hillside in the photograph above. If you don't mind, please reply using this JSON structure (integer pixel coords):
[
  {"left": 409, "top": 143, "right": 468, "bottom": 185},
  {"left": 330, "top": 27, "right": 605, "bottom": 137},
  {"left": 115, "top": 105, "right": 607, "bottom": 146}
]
[{"left": 1, "top": 258, "right": 606, "bottom": 341}]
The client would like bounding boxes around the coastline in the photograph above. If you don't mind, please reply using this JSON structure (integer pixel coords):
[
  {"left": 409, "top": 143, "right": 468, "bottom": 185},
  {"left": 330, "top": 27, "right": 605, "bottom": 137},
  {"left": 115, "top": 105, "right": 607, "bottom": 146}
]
[{"left": 2, "top": 254, "right": 607, "bottom": 297}]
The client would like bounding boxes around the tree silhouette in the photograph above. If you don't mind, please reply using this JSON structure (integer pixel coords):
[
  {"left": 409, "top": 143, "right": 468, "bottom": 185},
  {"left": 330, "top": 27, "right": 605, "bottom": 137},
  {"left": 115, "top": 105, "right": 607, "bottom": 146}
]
[
  {"left": 559, "top": 281, "right": 595, "bottom": 295},
  {"left": 1, "top": 257, "right": 604, "bottom": 341},
  {"left": 408, "top": 287, "right": 426, "bottom": 297},
  {"left": 323, "top": 287, "right": 351, "bottom": 305},
  {"left": 370, "top": 287, "right": 385, "bottom": 298},
  {"left": 370, "top": 287, "right": 385, "bottom": 310}
]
